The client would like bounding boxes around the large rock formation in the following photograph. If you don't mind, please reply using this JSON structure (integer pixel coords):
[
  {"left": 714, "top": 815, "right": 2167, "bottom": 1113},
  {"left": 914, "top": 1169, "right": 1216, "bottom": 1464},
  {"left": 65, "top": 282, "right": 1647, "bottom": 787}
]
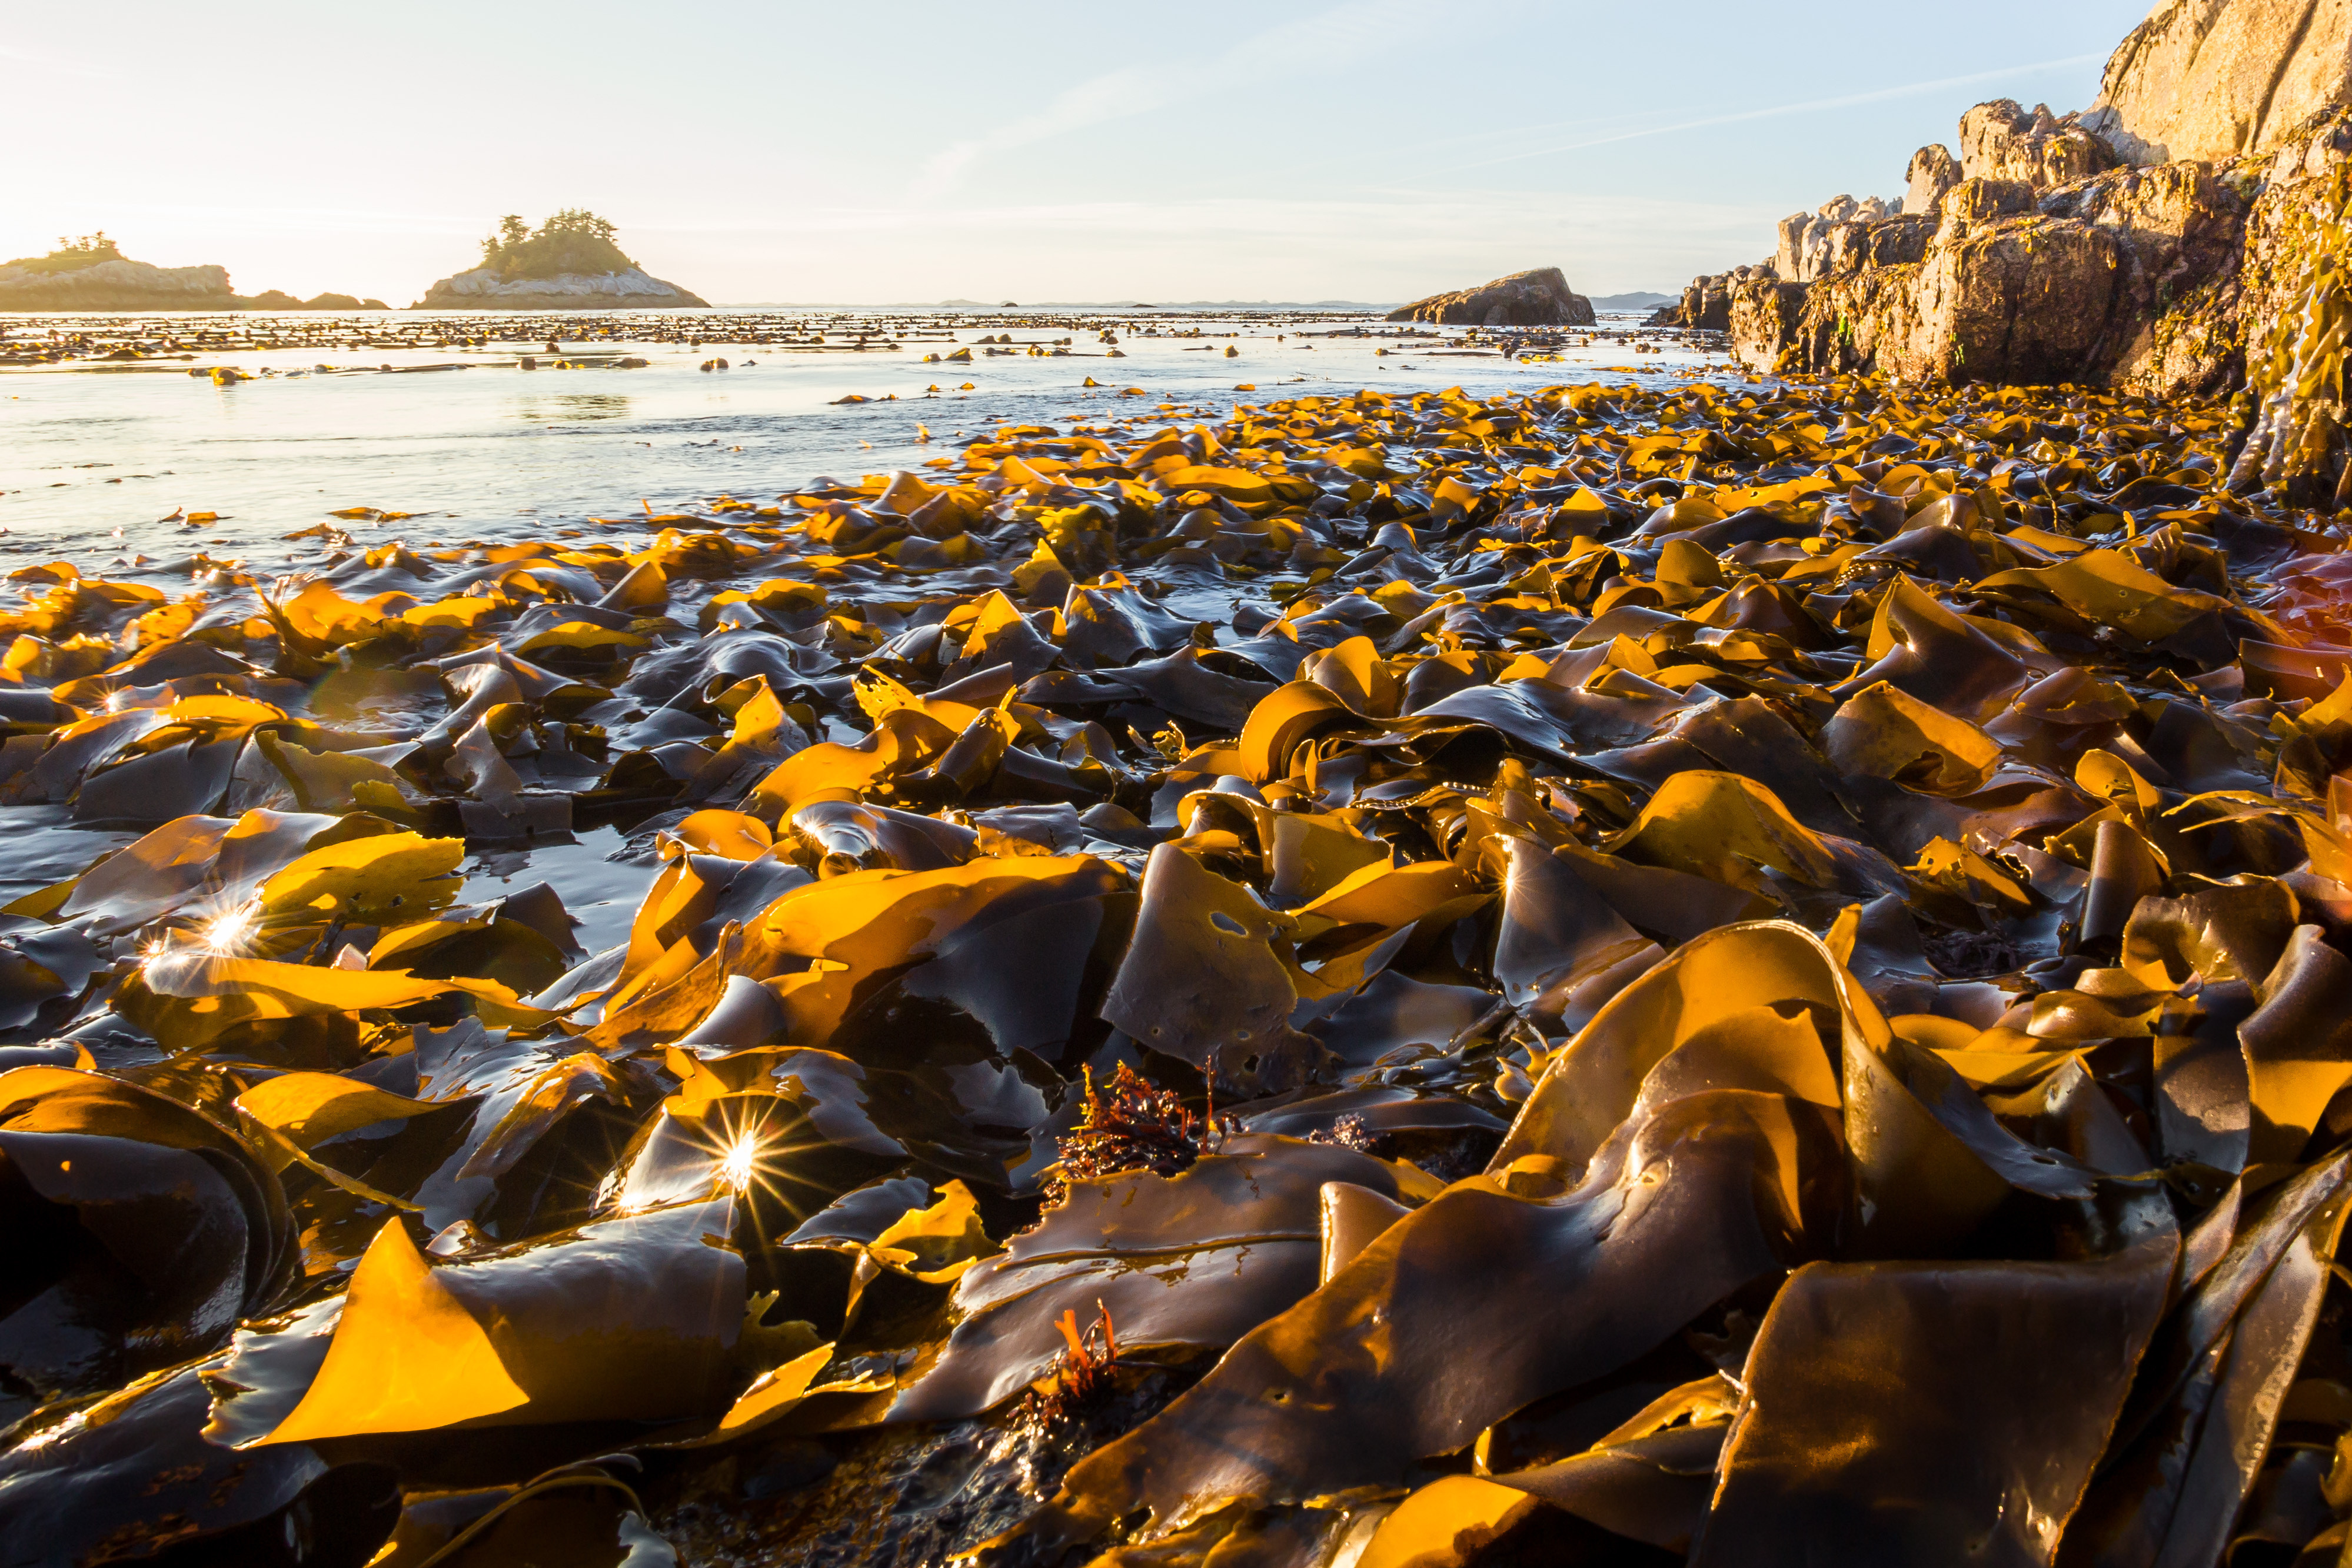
[
  {"left": 1957, "top": 99, "right": 2119, "bottom": 187},
  {"left": 1645, "top": 0, "right": 2352, "bottom": 408},
  {"left": 1646, "top": 0, "right": 2352, "bottom": 400},
  {"left": 0, "top": 258, "right": 241, "bottom": 311},
  {"left": 0, "top": 255, "right": 387, "bottom": 312},
  {"left": 1774, "top": 195, "right": 1909, "bottom": 282},
  {"left": 1385, "top": 267, "right": 1595, "bottom": 326},
  {"left": 1649, "top": 266, "right": 1769, "bottom": 329},
  {"left": 1709, "top": 109, "right": 2350, "bottom": 395},
  {"left": 2084, "top": 0, "right": 2352, "bottom": 164},
  {"left": 413, "top": 266, "right": 707, "bottom": 310}
]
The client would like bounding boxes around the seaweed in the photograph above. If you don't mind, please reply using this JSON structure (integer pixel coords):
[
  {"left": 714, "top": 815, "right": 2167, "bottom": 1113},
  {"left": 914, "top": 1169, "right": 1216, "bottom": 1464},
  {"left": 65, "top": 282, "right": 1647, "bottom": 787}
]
[
  {"left": 1047, "top": 1063, "right": 1209, "bottom": 1198},
  {"left": 6, "top": 347, "right": 2352, "bottom": 1567}
]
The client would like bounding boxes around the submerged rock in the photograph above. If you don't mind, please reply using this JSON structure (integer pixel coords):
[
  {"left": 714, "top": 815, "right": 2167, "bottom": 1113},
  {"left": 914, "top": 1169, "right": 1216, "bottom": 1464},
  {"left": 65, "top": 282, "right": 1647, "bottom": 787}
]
[{"left": 1385, "top": 267, "right": 1595, "bottom": 326}]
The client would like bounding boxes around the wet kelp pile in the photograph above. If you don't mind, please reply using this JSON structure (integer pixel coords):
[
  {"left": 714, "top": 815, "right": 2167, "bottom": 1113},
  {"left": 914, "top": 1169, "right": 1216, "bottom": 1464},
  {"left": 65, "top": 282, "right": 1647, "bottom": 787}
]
[{"left": 6, "top": 374, "right": 2352, "bottom": 1566}]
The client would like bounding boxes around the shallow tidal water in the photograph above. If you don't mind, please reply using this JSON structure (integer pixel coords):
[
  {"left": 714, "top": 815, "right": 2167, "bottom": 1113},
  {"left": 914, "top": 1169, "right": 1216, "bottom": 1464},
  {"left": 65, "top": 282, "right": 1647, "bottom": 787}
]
[
  {"left": 0, "top": 302, "right": 1730, "bottom": 1022},
  {"left": 1, "top": 308, "right": 1722, "bottom": 574}
]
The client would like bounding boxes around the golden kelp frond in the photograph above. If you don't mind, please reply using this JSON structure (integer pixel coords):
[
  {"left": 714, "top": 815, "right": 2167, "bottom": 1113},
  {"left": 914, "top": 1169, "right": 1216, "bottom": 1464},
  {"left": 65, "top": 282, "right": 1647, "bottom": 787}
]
[{"left": 11, "top": 370, "right": 2352, "bottom": 1567}]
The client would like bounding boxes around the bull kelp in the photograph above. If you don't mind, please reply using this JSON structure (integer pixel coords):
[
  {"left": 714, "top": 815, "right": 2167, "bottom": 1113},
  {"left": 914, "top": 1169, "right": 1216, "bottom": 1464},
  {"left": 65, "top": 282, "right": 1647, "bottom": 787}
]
[{"left": 4, "top": 371, "right": 2352, "bottom": 1567}]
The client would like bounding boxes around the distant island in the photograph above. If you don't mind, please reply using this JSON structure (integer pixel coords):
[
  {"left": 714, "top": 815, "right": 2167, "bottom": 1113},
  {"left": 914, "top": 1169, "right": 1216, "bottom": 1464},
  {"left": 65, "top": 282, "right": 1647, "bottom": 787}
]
[
  {"left": 1585, "top": 290, "right": 1675, "bottom": 312},
  {"left": 412, "top": 211, "right": 707, "bottom": 309},
  {"left": 0, "top": 233, "right": 388, "bottom": 312}
]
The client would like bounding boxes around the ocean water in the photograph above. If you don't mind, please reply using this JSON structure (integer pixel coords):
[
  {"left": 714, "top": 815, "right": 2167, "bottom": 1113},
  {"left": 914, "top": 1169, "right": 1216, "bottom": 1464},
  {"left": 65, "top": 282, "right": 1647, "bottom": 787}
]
[
  {"left": 1, "top": 309, "right": 1726, "bottom": 577},
  {"left": 0, "top": 307, "right": 1730, "bottom": 917}
]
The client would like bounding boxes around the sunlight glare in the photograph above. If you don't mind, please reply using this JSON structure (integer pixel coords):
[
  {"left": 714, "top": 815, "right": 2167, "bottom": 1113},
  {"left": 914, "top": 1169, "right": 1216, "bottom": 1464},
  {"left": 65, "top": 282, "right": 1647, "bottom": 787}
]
[
  {"left": 200, "top": 901, "right": 260, "bottom": 957},
  {"left": 717, "top": 1128, "right": 762, "bottom": 1192}
]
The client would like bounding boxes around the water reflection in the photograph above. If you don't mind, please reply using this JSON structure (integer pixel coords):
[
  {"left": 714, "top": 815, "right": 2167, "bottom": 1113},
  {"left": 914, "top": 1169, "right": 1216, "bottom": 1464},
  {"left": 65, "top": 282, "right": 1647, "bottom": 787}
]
[{"left": 513, "top": 393, "right": 631, "bottom": 423}]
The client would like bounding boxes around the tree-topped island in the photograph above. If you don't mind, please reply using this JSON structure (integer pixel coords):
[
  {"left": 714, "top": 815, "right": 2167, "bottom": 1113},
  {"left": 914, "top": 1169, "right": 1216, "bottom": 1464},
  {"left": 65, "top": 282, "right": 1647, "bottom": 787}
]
[{"left": 412, "top": 210, "right": 708, "bottom": 310}]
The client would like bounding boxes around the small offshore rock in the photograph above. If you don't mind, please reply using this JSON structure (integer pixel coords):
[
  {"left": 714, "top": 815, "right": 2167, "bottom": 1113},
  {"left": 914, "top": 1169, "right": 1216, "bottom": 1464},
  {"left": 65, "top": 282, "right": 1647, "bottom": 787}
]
[{"left": 1385, "top": 266, "right": 1596, "bottom": 327}]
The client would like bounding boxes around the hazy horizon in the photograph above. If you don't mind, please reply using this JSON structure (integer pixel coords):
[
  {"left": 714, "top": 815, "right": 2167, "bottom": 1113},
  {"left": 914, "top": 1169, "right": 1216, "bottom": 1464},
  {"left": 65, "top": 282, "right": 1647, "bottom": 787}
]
[{"left": 5, "top": 0, "right": 2145, "bottom": 306}]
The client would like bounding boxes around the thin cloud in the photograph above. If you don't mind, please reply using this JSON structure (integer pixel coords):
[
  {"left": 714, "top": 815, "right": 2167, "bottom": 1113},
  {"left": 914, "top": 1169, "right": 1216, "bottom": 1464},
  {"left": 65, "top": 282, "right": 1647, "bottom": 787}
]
[
  {"left": 1432, "top": 51, "right": 2108, "bottom": 177},
  {"left": 910, "top": 0, "right": 1433, "bottom": 198}
]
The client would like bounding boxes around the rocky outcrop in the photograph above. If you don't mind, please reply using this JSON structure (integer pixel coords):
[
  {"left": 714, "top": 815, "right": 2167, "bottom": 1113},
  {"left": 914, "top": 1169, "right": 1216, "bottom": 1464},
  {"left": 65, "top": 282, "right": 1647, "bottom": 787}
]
[
  {"left": 413, "top": 267, "right": 708, "bottom": 309},
  {"left": 0, "top": 259, "right": 240, "bottom": 311},
  {"left": 0, "top": 257, "right": 389, "bottom": 312},
  {"left": 1957, "top": 99, "right": 2120, "bottom": 187},
  {"left": 1579, "top": 4, "right": 2352, "bottom": 407},
  {"left": 241, "top": 291, "right": 391, "bottom": 311},
  {"left": 1658, "top": 211, "right": 1929, "bottom": 328},
  {"left": 1720, "top": 119, "right": 2337, "bottom": 397},
  {"left": 1385, "top": 267, "right": 1595, "bottom": 325},
  {"left": 1774, "top": 196, "right": 1911, "bottom": 282},
  {"left": 1906, "top": 145, "right": 1962, "bottom": 215},
  {"left": 1654, "top": 265, "right": 1771, "bottom": 329},
  {"left": 2085, "top": 0, "right": 2352, "bottom": 164}
]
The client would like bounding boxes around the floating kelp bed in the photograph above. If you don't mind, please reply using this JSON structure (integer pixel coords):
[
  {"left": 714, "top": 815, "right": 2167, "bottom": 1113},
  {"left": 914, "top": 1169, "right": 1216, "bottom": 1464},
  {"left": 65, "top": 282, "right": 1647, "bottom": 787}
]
[
  {"left": 0, "top": 310, "right": 1389, "bottom": 369},
  {"left": 4, "top": 372, "right": 2352, "bottom": 1568}
]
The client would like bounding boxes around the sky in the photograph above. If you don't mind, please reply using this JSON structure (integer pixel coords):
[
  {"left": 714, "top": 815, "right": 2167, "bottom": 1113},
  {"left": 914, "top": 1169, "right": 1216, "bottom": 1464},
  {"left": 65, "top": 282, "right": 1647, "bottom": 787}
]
[{"left": 3, "top": 0, "right": 2150, "bottom": 306}]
